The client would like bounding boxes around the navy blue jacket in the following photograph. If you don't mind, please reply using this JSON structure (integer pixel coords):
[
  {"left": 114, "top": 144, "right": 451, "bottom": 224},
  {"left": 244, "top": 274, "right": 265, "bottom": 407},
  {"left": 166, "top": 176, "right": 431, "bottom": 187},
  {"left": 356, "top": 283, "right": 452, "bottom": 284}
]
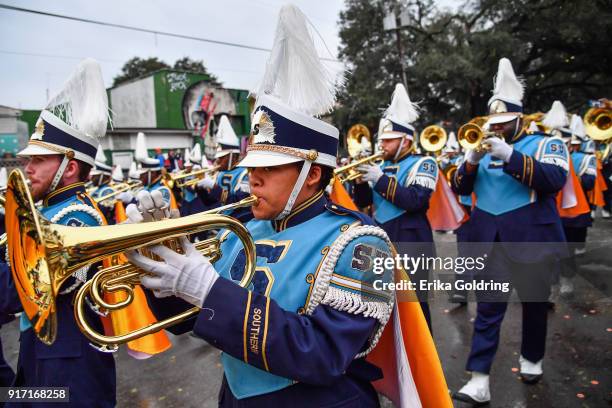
[{"left": 452, "top": 149, "right": 568, "bottom": 263}]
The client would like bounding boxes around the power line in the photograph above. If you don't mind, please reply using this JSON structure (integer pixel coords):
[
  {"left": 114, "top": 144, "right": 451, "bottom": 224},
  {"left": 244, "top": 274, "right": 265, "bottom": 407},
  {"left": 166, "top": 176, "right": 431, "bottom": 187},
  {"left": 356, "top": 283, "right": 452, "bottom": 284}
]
[{"left": 0, "top": 3, "right": 340, "bottom": 62}]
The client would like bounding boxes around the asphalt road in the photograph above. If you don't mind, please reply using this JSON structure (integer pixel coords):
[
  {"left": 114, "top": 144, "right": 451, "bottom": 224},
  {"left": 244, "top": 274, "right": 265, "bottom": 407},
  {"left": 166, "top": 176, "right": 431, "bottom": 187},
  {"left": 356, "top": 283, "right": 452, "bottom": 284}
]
[{"left": 1, "top": 216, "right": 611, "bottom": 407}]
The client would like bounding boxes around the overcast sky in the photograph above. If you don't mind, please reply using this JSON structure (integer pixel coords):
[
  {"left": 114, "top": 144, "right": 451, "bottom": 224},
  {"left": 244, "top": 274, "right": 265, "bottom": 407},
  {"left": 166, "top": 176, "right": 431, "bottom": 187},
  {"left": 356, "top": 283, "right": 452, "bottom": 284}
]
[{"left": 0, "top": 0, "right": 456, "bottom": 110}]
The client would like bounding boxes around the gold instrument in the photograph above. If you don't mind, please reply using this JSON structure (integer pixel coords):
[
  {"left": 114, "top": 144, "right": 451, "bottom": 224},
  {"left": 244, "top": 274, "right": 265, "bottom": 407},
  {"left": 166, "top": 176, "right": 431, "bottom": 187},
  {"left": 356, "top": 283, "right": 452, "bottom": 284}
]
[
  {"left": 5, "top": 169, "right": 258, "bottom": 347},
  {"left": 165, "top": 166, "right": 219, "bottom": 189},
  {"left": 457, "top": 117, "right": 497, "bottom": 151},
  {"left": 596, "top": 140, "right": 611, "bottom": 162},
  {"left": 584, "top": 108, "right": 612, "bottom": 141},
  {"left": 334, "top": 152, "right": 384, "bottom": 184},
  {"left": 346, "top": 124, "right": 371, "bottom": 158},
  {"left": 522, "top": 112, "right": 546, "bottom": 133},
  {"left": 419, "top": 125, "right": 447, "bottom": 153},
  {"left": 443, "top": 164, "right": 458, "bottom": 182},
  {"left": 94, "top": 181, "right": 143, "bottom": 204}
]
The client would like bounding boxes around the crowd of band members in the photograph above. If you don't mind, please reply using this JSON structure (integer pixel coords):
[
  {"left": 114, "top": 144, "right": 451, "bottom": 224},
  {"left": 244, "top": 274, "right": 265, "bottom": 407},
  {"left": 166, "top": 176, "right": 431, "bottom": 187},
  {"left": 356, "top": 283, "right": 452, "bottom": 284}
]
[{"left": 0, "top": 41, "right": 609, "bottom": 408}]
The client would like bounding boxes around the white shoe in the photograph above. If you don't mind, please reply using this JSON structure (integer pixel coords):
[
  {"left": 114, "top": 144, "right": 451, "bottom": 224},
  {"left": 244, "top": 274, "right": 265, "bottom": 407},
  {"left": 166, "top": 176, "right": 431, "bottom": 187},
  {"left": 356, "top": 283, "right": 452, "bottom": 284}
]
[
  {"left": 574, "top": 247, "right": 586, "bottom": 256},
  {"left": 591, "top": 210, "right": 596, "bottom": 218},
  {"left": 602, "top": 209, "right": 611, "bottom": 219},
  {"left": 519, "top": 355, "right": 543, "bottom": 384},
  {"left": 453, "top": 372, "right": 490, "bottom": 405},
  {"left": 559, "top": 276, "right": 574, "bottom": 296}
]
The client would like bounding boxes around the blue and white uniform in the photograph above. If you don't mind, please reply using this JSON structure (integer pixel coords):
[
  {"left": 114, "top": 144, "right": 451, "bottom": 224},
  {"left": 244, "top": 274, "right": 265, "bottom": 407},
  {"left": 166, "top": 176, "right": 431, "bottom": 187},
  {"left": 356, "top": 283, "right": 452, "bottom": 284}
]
[
  {"left": 451, "top": 131, "right": 569, "bottom": 373},
  {"left": 146, "top": 193, "right": 394, "bottom": 406},
  {"left": 0, "top": 183, "right": 116, "bottom": 407}
]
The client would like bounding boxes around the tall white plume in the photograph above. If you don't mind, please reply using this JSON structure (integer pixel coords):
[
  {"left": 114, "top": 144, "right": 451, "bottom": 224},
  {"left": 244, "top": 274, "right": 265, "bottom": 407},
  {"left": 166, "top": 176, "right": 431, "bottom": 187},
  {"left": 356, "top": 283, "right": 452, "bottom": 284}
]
[
  {"left": 490, "top": 58, "right": 524, "bottom": 105},
  {"left": 542, "top": 100, "right": 569, "bottom": 129},
  {"left": 46, "top": 58, "right": 109, "bottom": 139},
  {"left": 384, "top": 83, "right": 419, "bottom": 126},
  {"left": 135, "top": 132, "right": 149, "bottom": 162},
  {"left": 256, "top": 4, "right": 340, "bottom": 116}
]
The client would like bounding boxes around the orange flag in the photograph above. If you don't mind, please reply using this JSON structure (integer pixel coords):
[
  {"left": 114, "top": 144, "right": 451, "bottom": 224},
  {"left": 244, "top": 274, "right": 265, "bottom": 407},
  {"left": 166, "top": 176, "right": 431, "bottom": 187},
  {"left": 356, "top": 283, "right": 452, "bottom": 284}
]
[
  {"left": 426, "top": 172, "right": 467, "bottom": 231},
  {"left": 329, "top": 176, "right": 358, "bottom": 211},
  {"left": 557, "top": 159, "right": 591, "bottom": 218},
  {"left": 366, "top": 261, "right": 452, "bottom": 408},
  {"left": 103, "top": 201, "right": 172, "bottom": 358},
  {"left": 587, "top": 159, "right": 607, "bottom": 207}
]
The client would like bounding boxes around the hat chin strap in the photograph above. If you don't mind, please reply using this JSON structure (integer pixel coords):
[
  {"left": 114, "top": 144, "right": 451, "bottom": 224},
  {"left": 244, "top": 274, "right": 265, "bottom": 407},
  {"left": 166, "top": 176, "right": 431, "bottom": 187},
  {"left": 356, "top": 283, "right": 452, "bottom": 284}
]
[
  {"left": 393, "top": 137, "right": 407, "bottom": 162},
  {"left": 48, "top": 155, "right": 71, "bottom": 194},
  {"left": 275, "top": 160, "right": 312, "bottom": 221}
]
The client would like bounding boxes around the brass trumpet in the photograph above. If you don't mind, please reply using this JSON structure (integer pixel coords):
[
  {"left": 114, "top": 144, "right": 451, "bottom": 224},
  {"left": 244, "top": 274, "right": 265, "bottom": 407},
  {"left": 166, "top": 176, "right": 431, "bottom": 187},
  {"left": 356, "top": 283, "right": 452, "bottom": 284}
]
[
  {"left": 457, "top": 117, "right": 498, "bottom": 152},
  {"left": 419, "top": 125, "right": 447, "bottom": 153},
  {"left": 4, "top": 169, "right": 257, "bottom": 347},
  {"left": 94, "top": 181, "right": 143, "bottom": 204},
  {"left": 165, "top": 166, "right": 219, "bottom": 189},
  {"left": 334, "top": 152, "right": 384, "bottom": 184}
]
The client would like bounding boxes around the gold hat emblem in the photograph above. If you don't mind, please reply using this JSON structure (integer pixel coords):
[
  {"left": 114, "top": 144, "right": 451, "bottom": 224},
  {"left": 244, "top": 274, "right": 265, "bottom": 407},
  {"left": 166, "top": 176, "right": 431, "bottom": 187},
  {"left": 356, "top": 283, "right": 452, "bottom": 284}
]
[
  {"left": 251, "top": 110, "right": 276, "bottom": 144},
  {"left": 32, "top": 118, "right": 45, "bottom": 140}
]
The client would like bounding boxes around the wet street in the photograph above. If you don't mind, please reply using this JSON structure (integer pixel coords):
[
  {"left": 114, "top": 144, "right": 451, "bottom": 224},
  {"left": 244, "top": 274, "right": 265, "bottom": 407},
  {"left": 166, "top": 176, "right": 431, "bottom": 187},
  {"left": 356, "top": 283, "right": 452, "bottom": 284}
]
[{"left": 1, "top": 217, "right": 611, "bottom": 407}]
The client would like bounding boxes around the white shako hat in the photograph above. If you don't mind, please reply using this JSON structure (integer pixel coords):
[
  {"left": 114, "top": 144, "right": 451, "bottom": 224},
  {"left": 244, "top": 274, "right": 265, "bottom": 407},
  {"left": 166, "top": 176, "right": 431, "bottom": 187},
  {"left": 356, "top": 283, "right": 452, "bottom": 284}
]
[
  {"left": 190, "top": 143, "right": 202, "bottom": 163},
  {"left": 543, "top": 100, "right": 571, "bottom": 139},
  {"left": 18, "top": 58, "right": 109, "bottom": 192},
  {"left": 237, "top": 5, "right": 341, "bottom": 220},
  {"left": 214, "top": 115, "right": 241, "bottom": 159},
  {"left": 111, "top": 164, "right": 124, "bottom": 183},
  {"left": 443, "top": 131, "right": 459, "bottom": 152},
  {"left": 378, "top": 83, "right": 419, "bottom": 140},
  {"left": 128, "top": 161, "right": 140, "bottom": 181},
  {"left": 90, "top": 144, "right": 112, "bottom": 176},
  {"left": 486, "top": 58, "right": 525, "bottom": 126},
  {"left": 135, "top": 132, "right": 161, "bottom": 172}
]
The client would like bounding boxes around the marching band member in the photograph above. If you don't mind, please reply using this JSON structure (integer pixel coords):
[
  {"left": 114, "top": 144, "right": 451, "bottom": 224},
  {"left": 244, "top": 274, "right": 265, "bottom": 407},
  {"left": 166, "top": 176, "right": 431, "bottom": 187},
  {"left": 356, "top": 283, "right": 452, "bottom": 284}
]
[
  {"left": 550, "top": 109, "right": 596, "bottom": 296},
  {"left": 1, "top": 59, "right": 116, "bottom": 406},
  {"left": 135, "top": 131, "right": 177, "bottom": 209},
  {"left": 353, "top": 83, "right": 438, "bottom": 329},
  {"left": 126, "top": 6, "right": 395, "bottom": 406},
  {"left": 88, "top": 145, "right": 113, "bottom": 200},
  {"left": 179, "top": 144, "right": 206, "bottom": 217},
  {"left": 0, "top": 167, "right": 15, "bottom": 388},
  {"left": 197, "top": 114, "right": 252, "bottom": 221},
  {"left": 452, "top": 58, "right": 569, "bottom": 405}
]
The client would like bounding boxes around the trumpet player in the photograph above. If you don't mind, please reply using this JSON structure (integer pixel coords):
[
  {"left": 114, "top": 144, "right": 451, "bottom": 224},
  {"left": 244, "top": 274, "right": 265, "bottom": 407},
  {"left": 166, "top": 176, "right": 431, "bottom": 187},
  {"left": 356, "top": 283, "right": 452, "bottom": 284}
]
[
  {"left": 558, "top": 113, "right": 597, "bottom": 296},
  {"left": 353, "top": 83, "right": 438, "bottom": 329},
  {"left": 126, "top": 6, "right": 395, "bottom": 406},
  {"left": 451, "top": 58, "right": 569, "bottom": 405},
  {"left": 88, "top": 144, "right": 114, "bottom": 201},
  {"left": 179, "top": 144, "right": 207, "bottom": 217},
  {"left": 0, "top": 59, "right": 116, "bottom": 406},
  {"left": 197, "top": 114, "right": 252, "bottom": 222}
]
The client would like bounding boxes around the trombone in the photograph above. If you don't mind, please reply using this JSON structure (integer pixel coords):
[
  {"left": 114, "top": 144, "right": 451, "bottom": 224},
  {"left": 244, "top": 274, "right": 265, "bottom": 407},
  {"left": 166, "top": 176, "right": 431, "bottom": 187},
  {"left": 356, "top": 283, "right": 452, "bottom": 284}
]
[{"left": 4, "top": 169, "right": 258, "bottom": 347}]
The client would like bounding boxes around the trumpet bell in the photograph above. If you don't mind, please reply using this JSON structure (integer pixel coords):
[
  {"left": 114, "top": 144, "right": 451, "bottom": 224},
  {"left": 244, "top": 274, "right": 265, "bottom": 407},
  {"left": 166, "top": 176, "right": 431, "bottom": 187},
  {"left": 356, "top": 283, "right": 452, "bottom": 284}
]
[
  {"left": 584, "top": 108, "right": 612, "bottom": 141},
  {"left": 346, "top": 124, "right": 372, "bottom": 158},
  {"left": 457, "top": 123, "right": 484, "bottom": 150},
  {"left": 419, "top": 125, "right": 447, "bottom": 153}
]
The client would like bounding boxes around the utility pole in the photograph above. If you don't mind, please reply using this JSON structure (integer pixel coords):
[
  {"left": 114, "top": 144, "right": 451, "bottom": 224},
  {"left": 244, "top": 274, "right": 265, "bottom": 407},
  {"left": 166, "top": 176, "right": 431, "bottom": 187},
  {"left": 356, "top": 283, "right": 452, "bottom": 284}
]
[{"left": 383, "top": 2, "right": 409, "bottom": 88}]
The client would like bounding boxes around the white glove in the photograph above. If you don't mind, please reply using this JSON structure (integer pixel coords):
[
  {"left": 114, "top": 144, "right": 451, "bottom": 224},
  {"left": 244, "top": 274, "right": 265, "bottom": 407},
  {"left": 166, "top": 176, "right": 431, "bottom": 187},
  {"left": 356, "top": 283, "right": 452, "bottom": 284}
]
[
  {"left": 127, "top": 238, "right": 219, "bottom": 306},
  {"left": 465, "top": 149, "right": 486, "bottom": 165},
  {"left": 484, "top": 137, "right": 513, "bottom": 163},
  {"left": 197, "top": 176, "right": 215, "bottom": 190},
  {"left": 127, "top": 190, "right": 178, "bottom": 223},
  {"left": 117, "top": 191, "right": 134, "bottom": 205},
  {"left": 356, "top": 164, "right": 384, "bottom": 184}
]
